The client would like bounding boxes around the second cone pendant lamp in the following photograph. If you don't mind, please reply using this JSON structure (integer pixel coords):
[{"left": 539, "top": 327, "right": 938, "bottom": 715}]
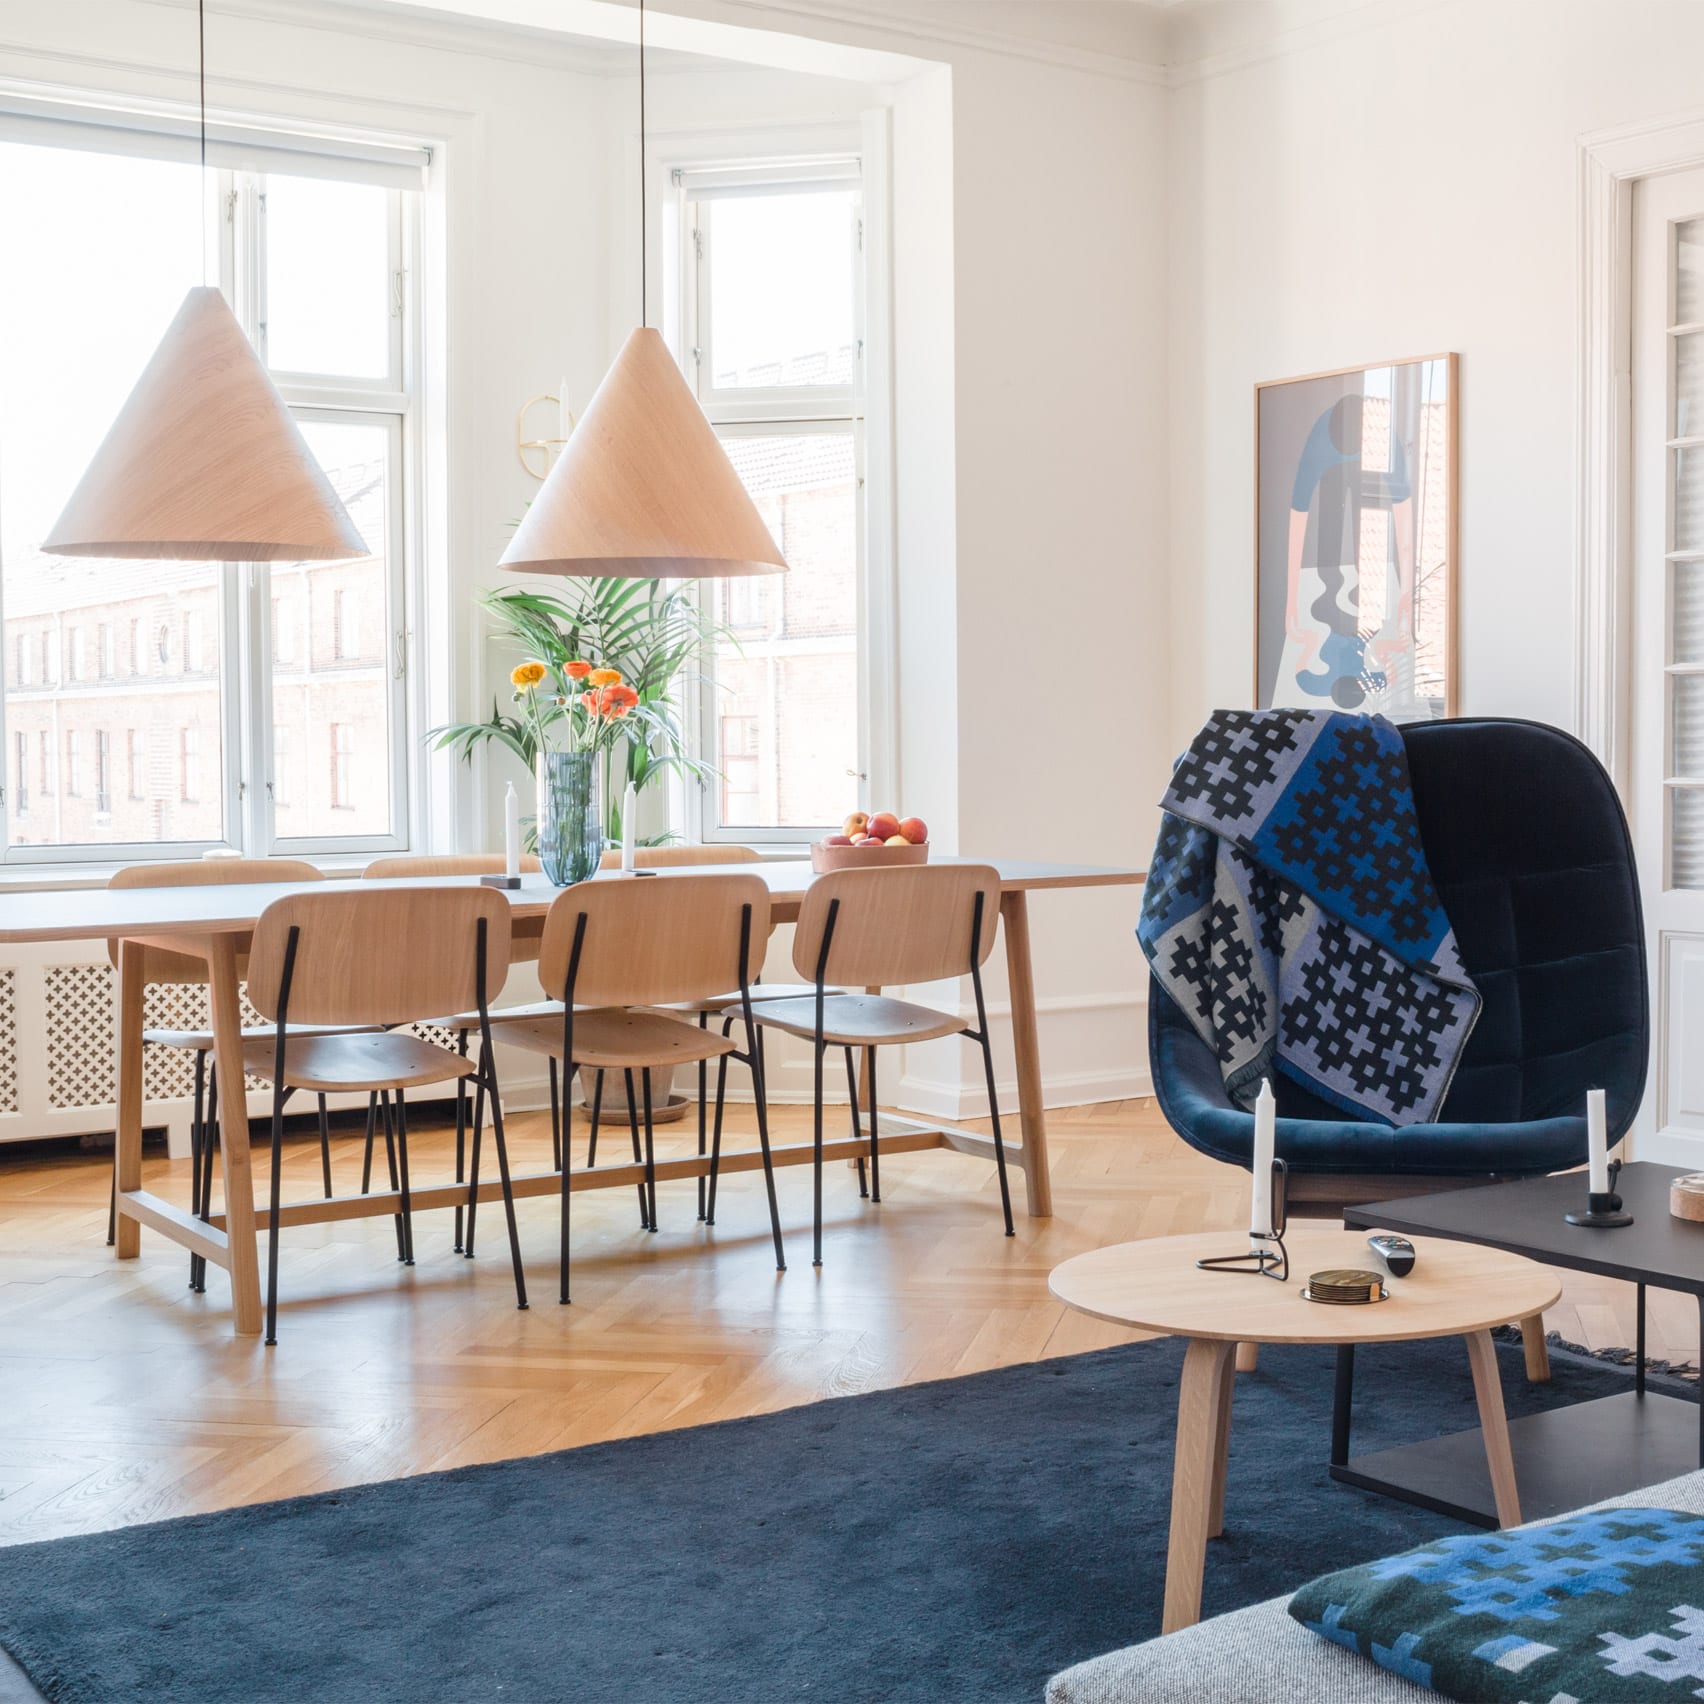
[
  {"left": 44, "top": 1, "right": 365, "bottom": 564},
  {"left": 499, "top": 0, "right": 785, "bottom": 580}
]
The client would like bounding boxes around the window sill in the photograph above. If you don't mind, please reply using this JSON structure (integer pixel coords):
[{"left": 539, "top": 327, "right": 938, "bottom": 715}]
[{"left": 0, "top": 851, "right": 377, "bottom": 894}]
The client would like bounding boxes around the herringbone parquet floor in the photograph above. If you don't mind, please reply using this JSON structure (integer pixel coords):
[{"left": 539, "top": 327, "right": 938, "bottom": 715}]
[{"left": 0, "top": 1096, "right": 1686, "bottom": 1548}]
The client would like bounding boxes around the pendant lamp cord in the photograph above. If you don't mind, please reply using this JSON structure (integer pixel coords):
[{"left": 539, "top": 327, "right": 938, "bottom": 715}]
[
  {"left": 198, "top": 0, "right": 208, "bottom": 282},
  {"left": 638, "top": 0, "right": 647, "bottom": 328}
]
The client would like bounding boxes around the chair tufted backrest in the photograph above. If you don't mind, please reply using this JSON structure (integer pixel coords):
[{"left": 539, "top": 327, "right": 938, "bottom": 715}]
[
  {"left": 1396, "top": 717, "right": 1647, "bottom": 1137},
  {"left": 1151, "top": 716, "right": 1649, "bottom": 1148}
]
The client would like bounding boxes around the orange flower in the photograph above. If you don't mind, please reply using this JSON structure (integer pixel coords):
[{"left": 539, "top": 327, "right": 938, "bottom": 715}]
[
  {"left": 588, "top": 667, "right": 623, "bottom": 688},
  {"left": 510, "top": 660, "right": 548, "bottom": 689},
  {"left": 579, "top": 690, "right": 600, "bottom": 715},
  {"left": 564, "top": 660, "right": 593, "bottom": 681},
  {"left": 604, "top": 683, "right": 639, "bottom": 711}
]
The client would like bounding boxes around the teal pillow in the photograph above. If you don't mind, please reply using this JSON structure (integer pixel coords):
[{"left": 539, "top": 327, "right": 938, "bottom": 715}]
[{"left": 1287, "top": 1508, "right": 1704, "bottom": 1700}]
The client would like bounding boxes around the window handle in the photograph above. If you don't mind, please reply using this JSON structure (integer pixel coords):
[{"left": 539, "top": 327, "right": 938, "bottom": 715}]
[
  {"left": 394, "top": 631, "right": 407, "bottom": 680},
  {"left": 846, "top": 769, "right": 866, "bottom": 780}
]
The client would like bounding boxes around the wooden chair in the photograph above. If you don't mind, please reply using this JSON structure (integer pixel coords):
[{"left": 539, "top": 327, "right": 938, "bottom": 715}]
[
  {"left": 750, "top": 865, "right": 1016, "bottom": 1267},
  {"left": 363, "top": 853, "right": 556, "bottom": 1247},
  {"left": 477, "top": 872, "right": 786, "bottom": 1301},
  {"left": 245, "top": 885, "right": 526, "bottom": 1343},
  {"left": 106, "top": 857, "right": 368, "bottom": 1292}
]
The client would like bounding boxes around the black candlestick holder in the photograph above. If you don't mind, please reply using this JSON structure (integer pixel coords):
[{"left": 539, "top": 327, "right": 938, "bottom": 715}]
[
  {"left": 1198, "top": 1159, "right": 1289, "bottom": 1281},
  {"left": 1565, "top": 1158, "right": 1634, "bottom": 1228}
]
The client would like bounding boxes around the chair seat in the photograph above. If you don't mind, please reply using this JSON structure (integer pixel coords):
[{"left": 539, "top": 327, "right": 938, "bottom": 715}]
[
  {"left": 661, "top": 982, "right": 848, "bottom": 1016},
  {"left": 145, "top": 1020, "right": 381, "bottom": 1051},
  {"left": 752, "top": 993, "right": 966, "bottom": 1047},
  {"left": 239, "top": 1031, "right": 479, "bottom": 1093},
  {"left": 417, "top": 999, "right": 566, "bottom": 1032},
  {"left": 499, "top": 1008, "right": 741, "bottom": 1070}
]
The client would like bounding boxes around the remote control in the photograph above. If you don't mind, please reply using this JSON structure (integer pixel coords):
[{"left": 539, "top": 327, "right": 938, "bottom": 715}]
[{"left": 1366, "top": 1234, "right": 1416, "bottom": 1278}]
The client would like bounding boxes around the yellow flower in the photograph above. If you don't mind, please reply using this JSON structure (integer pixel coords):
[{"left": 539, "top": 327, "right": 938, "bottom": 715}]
[
  {"left": 587, "top": 667, "right": 623, "bottom": 688},
  {"left": 510, "top": 661, "right": 548, "bottom": 689}
]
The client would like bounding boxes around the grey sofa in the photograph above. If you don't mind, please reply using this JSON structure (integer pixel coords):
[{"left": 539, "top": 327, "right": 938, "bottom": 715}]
[{"left": 1046, "top": 1466, "right": 1704, "bottom": 1703}]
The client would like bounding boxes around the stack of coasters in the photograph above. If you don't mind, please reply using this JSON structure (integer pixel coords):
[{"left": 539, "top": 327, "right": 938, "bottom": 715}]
[
  {"left": 1302, "top": 1268, "right": 1387, "bottom": 1304},
  {"left": 1288, "top": 1508, "right": 1704, "bottom": 1700}
]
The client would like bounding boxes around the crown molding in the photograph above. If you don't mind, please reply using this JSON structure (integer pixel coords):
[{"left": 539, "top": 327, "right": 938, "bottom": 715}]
[{"left": 1165, "top": 0, "right": 1457, "bottom": 88}]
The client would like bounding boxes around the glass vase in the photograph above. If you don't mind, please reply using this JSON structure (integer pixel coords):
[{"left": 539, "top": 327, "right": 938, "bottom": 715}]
[{"left": 535, "top": 749, "right": 603, "bottom": 886}]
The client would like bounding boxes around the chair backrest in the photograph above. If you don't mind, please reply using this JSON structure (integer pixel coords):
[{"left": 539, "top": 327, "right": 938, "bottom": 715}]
[
  {"left": 364, "top": 853, "right": 542, "bottom": 878},
  {"left": 1150, "top": 717, "right": 1648, "bottom": 1141},
  {"left": 247, "top": 886, "right": 512, "bottom": 1026},
  {"left": 107, "top": 858, "right": 323, "bottom": 984},
  {"left": 597, "top": 844, "right": 763, "bottom": 869},
  {"left": 537, "top": 873, "right": 770, "bottom": 1008},
  {"left": 790, "top": 865, "right": 1001, "bottom": 988}
]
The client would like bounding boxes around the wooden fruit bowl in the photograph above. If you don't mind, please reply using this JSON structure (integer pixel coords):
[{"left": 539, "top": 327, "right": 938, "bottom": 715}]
[{"left": 810, "top": 840, "right": 930, "bottom": 872}]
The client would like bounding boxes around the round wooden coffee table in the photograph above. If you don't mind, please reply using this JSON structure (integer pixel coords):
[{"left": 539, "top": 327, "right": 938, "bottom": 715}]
[{"left": 1049, "top": 1226, "right": 1562, "bottom": 1633}]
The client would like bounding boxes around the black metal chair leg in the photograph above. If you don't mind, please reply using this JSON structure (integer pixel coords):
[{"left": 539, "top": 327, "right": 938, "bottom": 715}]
[
  {"left": 977, "top": 1031, "right": 1015, "bottom": 1236},
  {"left": 464, "top": 1069, "right": 486, "bottom": 1259},
  {"left": 186, "top": 1050, "right": 208, "bottom": 1288},
  {"left": 480, "top": 1046, "right": 528, "bottom": 1311},
  {"left": 588, "top": 1068, "right": 604, "bottom": 1166},
  {"left": 867, "top": 1047, "right": 881, "bottom": 1203},
  {"left": 264, "top": 1083, "right": 287, "bottom": 1346},
  {"left": 705, "top": 1053, "right": 730, "bottom": 1225},
  {"left": 641, "top": 1068, "right": 659, "bottom": 1235},
  {"left": 381, "top": 1090, "right": 405, "bottom": 1261},
  {"left": 697, "top": 1016, "right": 709, "bottom": 1221},
  {"left": 453, "top": 1030, "right": 470, "bottom": 1252},
  {"left": 361, "top": 1092, "right": 376, "bottom": 1193},
  {"left": 748, "top": 1016, "right": 786, "bottom": 1272},
  {"left": 844, "top": 1046, "right": 867, "bottom": 1198},
  {"left": 812, "top": 1040, "right": 825, "bottom": 1267},
  {"left": 394, "top": 1090, "right": 415, "bottom": 1266},
  {"left": 548, "top": 1057, "right": 562, "bottom": 1173},
  {"left": 624, "top": 1068, "right": 648, "bottom": 1229},
  {"left": 316, "top": 1094, "right": 333, "bottom": 1200}
]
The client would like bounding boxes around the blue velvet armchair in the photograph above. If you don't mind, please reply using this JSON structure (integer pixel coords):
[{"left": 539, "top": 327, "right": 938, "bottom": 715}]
[{"left": 1149, "top": 718, "right": 1649, "bottom": 1209}]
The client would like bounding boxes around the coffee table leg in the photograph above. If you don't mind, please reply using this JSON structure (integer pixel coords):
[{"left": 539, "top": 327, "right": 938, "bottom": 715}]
[
  {"left": 1464, "top": 1329, "right": 1521, "bottom": 1528},
  {"left": 1163, "top": 1336, "right": 1235, "bottom": 1633},
  {"left": 1208, "top": 1354, "right": 1236, "bottom": 1539},
  {"left": 1330, "top": 1343, "right": 1355, "bottom": 1467}
]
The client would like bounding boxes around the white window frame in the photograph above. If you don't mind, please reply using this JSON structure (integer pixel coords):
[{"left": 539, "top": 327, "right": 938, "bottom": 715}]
[
  {"left": 0, "top": 104, "right": 426, "bottom": 865},
  {"left": 663, "top": 122, "right": 895, "bottom": 847}
]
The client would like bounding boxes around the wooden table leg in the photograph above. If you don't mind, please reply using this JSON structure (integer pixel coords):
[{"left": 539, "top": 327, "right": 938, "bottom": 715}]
[
  {"left": 1207, "top": 1353, "right": 1236, "bottom": 1539},
  {"left": 999, "top": 889, "right": 1051, "bottom": 1217},
  {"left": 112, "top": 938, "right": 145, "bottom": 1260},
  {"left": 205, "top": 933, "right": 263, "bottom": 1337},
  {"left": 1465, "top": 1328, "right": 1522, "bottom": 1528},
  {"left": 1162, "top": 1336, "right": 1235, "bottom": 1633},
  {"left": 1519, "top": 1312, "right": 1551, "bottom": 1383}
]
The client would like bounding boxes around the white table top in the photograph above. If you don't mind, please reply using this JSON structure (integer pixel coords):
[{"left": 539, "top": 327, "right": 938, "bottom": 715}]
[{"left": 0, "top": 857, "right": 1144, "bottom": 943}]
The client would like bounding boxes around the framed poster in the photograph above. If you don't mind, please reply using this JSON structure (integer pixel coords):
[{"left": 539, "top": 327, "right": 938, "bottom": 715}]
[{"left": 1254, "top": 353, "right": 1457, "bottom": 720}]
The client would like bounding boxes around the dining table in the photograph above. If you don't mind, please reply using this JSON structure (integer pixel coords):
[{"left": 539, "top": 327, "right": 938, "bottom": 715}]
[{"left": 0, "top": 855, "right": 1143, "bottom": 1336}]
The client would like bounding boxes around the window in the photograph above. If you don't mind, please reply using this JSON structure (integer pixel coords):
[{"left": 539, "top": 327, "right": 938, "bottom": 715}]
[
  {"left": 0, "top": 119, "right": 421, "bottom": 862},
  {"left": 329, "top": 723, "right": 352, "bottom": 810},
  {"left": 272, "top": 726, "right": 291, "bottom": 809},
  {"left": 37, "top": 730, "right": 50, "bottom": 796},
  {"left": 179, "top": 727, "right": 199, "bottom": 804},
  {"left": 333, "top": 586, "right": 360, "bottom": 661},
  {"left": 680, "top": 162, "right": 867, "bottom": 839},
  {"left": 11, "top": 731, "right": 25, "bottom": 818}
]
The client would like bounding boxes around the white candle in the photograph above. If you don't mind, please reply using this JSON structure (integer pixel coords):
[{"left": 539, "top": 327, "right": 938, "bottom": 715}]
[
  {"left": 503, "top": 781, "right": 520, "bottom": 879},
  {"left": 621, "top": 780, "right": 637, "bottom": 874},
  {"left": 1587, "top": 1087, "right": 1609, "bottom": 1195},
  {"left": 1250, "top": 1079, "right": 1276, "bottom": 1238}
]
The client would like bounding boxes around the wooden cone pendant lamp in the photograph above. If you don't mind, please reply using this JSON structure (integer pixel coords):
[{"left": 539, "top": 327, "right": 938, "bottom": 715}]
[
  {"left": 498, "top": 0, "right": 785, "bottom": 580},
  {"left": 43, "top": 2, "right": 365, "bottom": 564}
]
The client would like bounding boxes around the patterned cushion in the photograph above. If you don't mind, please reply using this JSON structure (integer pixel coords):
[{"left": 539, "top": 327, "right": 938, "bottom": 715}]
[{"left": 1288, "top": 1508, "right": 1704, "bottom": 1700}]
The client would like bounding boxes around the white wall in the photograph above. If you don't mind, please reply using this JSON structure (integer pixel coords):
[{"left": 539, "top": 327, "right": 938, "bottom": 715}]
[{"left": 1168, "top": 0, "right": 1704, "bottom": 755}]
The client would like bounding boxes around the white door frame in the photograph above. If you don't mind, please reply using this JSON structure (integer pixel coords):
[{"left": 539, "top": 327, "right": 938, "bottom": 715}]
[{"left": 1577, "top": 111, "right": 1704, "bottom": 793}]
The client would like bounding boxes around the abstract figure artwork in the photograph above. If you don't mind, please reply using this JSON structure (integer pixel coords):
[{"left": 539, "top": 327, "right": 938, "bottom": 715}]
[{"left": 1255, "top": 354, "right": 1457, "bottom": 720}]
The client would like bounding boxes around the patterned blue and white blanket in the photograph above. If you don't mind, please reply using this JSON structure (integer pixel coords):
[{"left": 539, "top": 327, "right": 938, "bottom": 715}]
[{"left": 1138, "top": 708, "right": 1479, "bottom": 1127}]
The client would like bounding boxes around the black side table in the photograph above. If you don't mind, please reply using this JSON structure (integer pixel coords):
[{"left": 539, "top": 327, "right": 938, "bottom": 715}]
[{"left": 1338, "top": 1162, "right": 1703, "bottom": 1527}]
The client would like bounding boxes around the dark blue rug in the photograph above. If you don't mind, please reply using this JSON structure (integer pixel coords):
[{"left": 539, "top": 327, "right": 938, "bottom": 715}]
[{"left": 0, "top": 1334, "right": 1684, "bottom": 1703}]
